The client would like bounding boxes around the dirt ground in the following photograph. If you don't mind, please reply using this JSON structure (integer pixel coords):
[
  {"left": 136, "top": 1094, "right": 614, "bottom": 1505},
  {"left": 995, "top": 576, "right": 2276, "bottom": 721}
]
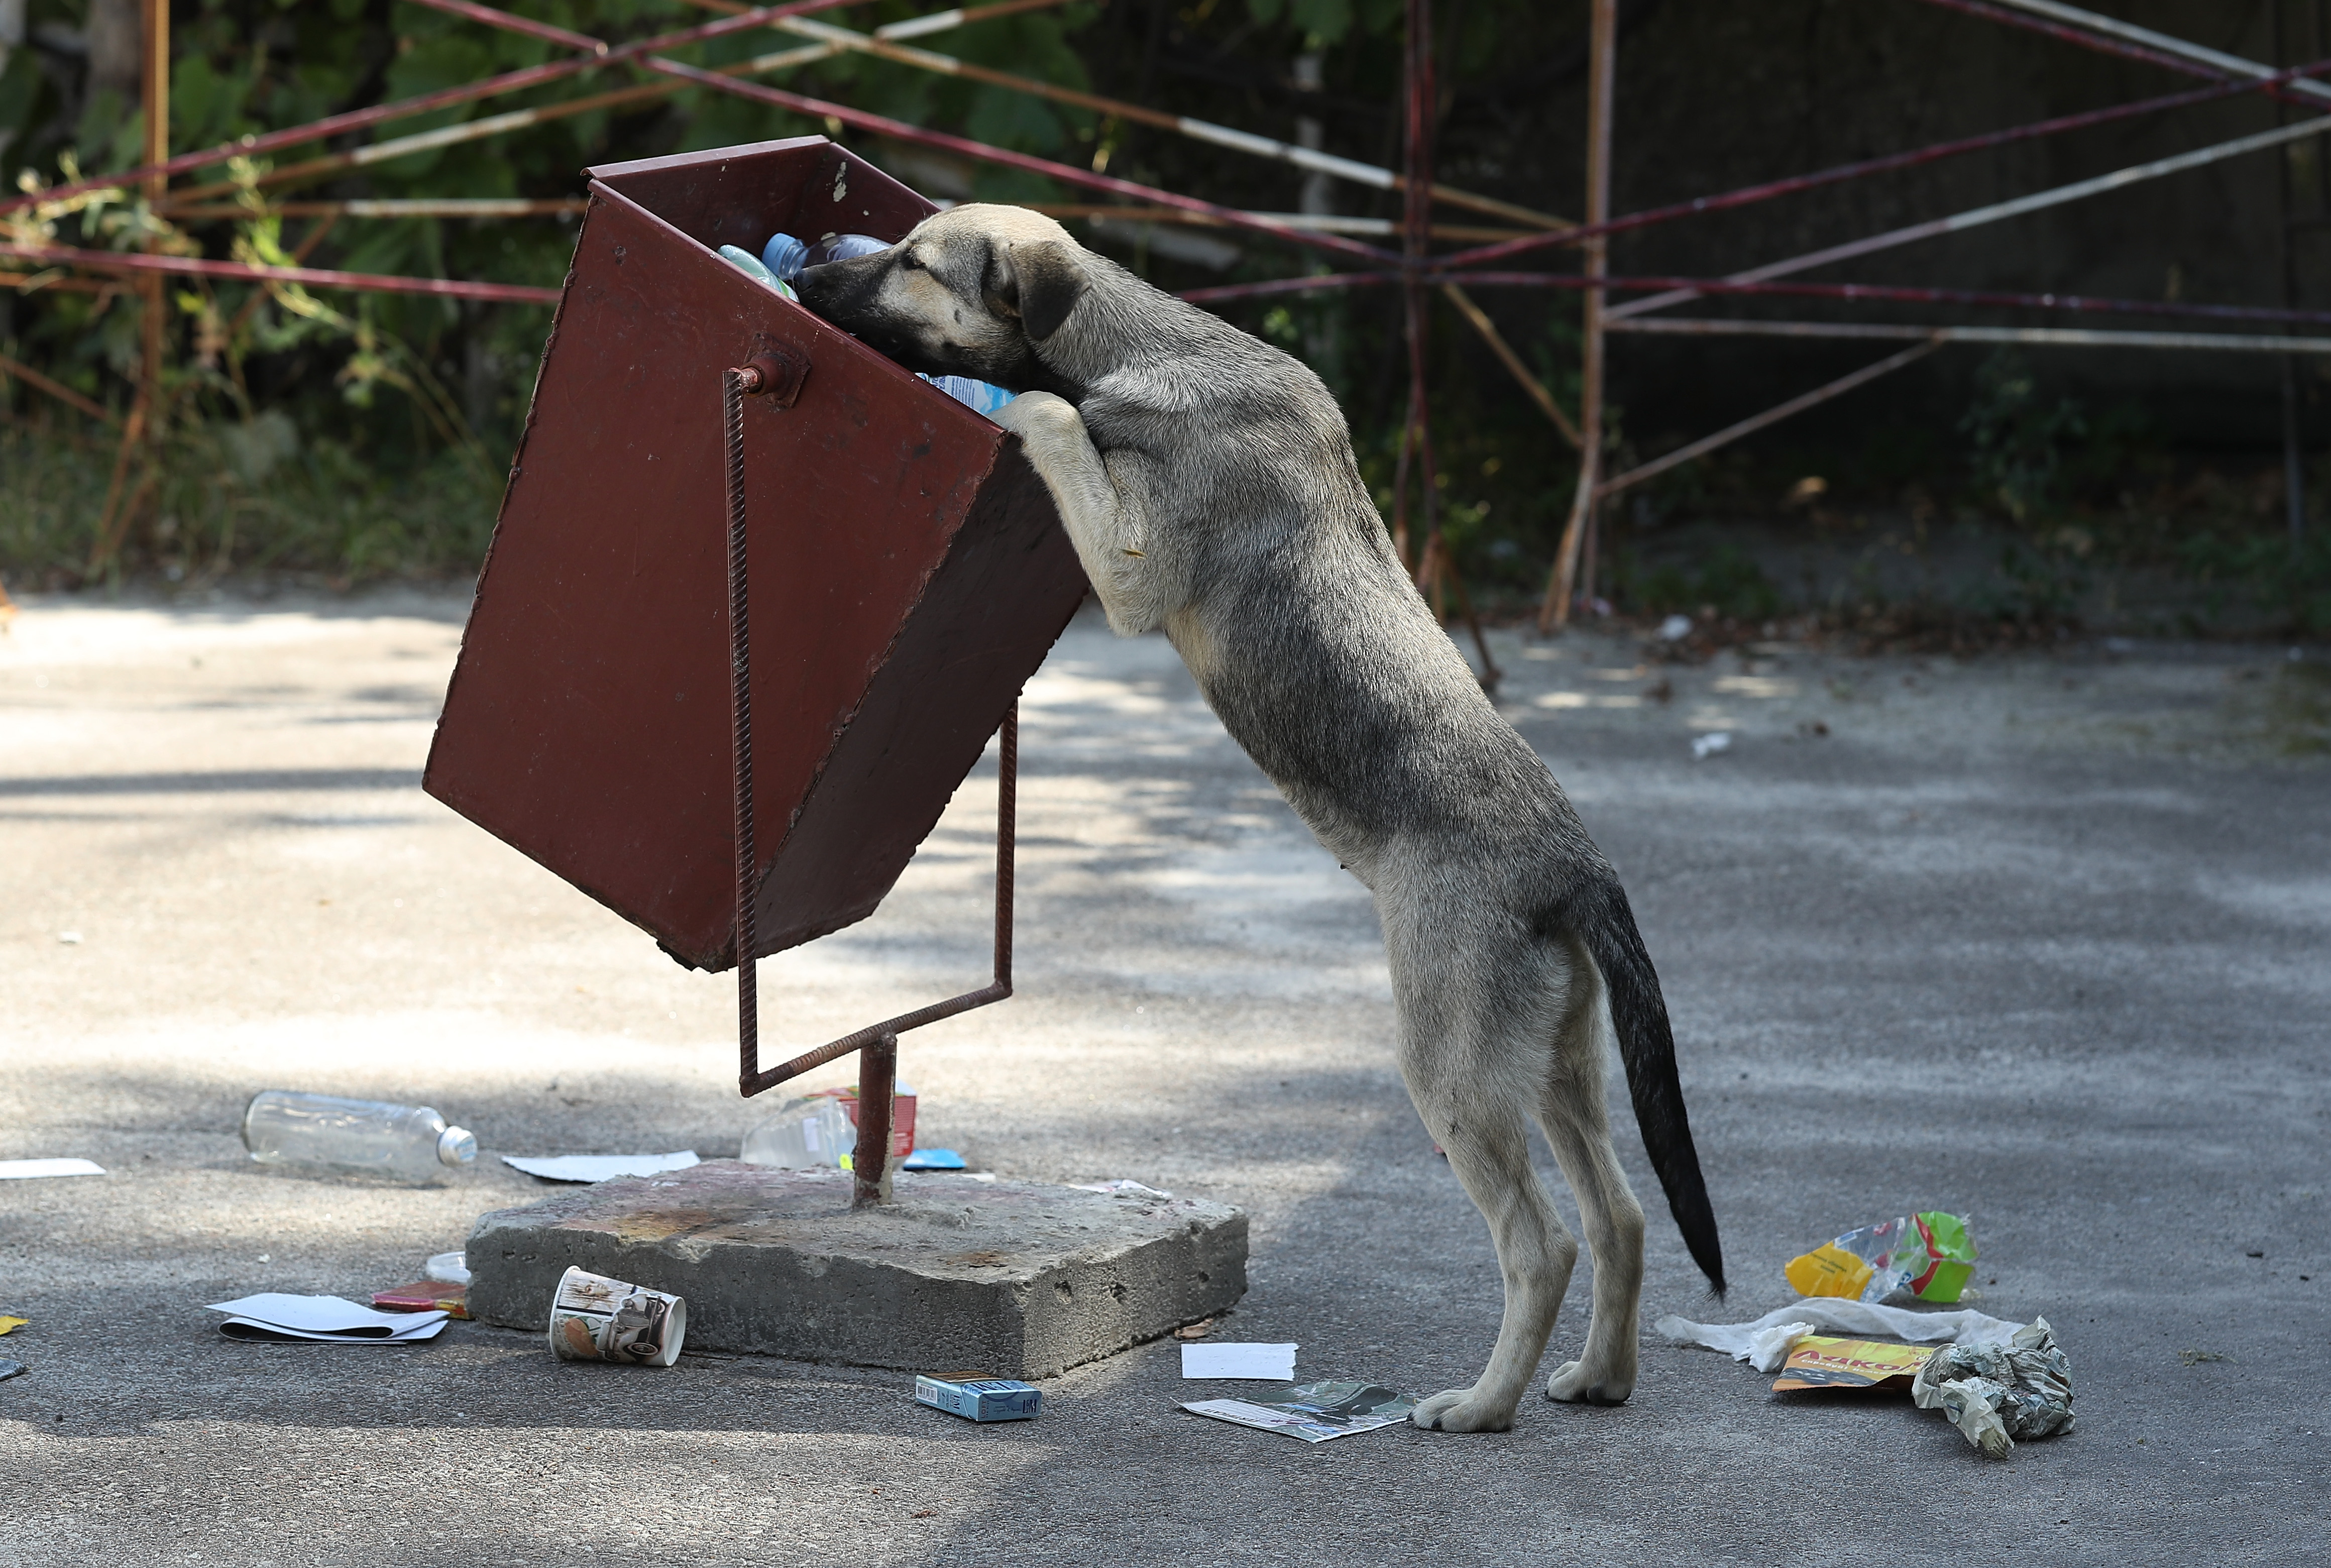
[{"left": 2, "top": 587, "right": 2324, "bottom": 1565}]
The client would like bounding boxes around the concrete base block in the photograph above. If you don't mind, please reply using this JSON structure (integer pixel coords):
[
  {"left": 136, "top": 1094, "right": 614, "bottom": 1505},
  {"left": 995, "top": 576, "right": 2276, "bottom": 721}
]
[{"left": 465, "top": 1161, "right": 1247, "bottom": 1378}]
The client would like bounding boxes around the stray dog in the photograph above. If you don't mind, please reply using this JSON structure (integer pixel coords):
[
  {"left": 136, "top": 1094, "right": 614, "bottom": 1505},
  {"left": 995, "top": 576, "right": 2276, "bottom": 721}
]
[{"left": 800, "top": 206, "right": 1723, "bottom": 1432}]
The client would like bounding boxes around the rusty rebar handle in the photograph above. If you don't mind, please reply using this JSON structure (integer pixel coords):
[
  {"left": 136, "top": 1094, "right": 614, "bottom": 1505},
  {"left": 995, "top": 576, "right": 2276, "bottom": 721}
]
[{"left": 722, "top": 364, "right": 1021, "bottom": 1113}]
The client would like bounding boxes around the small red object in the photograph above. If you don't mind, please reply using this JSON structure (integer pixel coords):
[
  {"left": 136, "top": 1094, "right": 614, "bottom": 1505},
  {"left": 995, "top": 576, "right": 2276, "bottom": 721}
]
[
  {"left": 372, "top": 1281, "right": 470, "bottom": 1319},
  {"left": 818, "top": 1084, "right": 917, "bottom": 1160}
]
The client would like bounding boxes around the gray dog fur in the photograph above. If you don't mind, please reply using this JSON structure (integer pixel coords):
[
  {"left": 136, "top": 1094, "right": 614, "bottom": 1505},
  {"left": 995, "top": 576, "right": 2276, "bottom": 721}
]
[{"left": 799, "top": 205, "right": 1722, "bottom": 1433}]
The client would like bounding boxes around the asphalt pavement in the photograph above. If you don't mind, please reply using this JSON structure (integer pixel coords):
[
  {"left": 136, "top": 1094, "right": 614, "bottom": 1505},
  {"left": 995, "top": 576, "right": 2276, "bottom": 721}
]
[{"left": 2, "top": 587, "right": 2324, "bottom": 1565}]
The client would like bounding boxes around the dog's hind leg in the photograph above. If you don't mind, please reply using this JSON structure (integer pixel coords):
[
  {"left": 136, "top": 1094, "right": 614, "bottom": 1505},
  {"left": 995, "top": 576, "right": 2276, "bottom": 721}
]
[
  {"left": 1537, "top": 954, "right": 1647, "bottom": 1406},
  {"left": 1397, "top": 925, "right": 1580, "bottom": 1433}
]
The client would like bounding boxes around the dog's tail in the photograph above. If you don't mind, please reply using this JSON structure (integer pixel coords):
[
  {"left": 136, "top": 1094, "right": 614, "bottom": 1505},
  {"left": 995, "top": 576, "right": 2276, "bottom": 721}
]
[{"left": 1583, "top": 882, "right": 1725, "bottom": 1295}]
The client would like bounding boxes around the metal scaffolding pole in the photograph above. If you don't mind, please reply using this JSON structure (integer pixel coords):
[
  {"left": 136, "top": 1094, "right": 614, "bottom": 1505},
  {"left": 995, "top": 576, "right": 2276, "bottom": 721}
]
[{"left": 1538, "top": 0, "right": 1615, "bottom": 635}]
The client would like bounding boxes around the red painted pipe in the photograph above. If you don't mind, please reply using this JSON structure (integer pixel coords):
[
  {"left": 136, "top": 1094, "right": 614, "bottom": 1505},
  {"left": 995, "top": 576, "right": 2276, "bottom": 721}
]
[
  {"left": 1437, "top": 54, "right": 2331, "bottom": 274},
  {"left": 0, "top": 242, "right": 562, "bottom": 304},
  {"left": 1179, "top": 267, "right": 2331, "bottom": 330},
  {"left": 1910, "top": 0, "right": 2331, "bottom": 112},
  {"left": 0, "top": 0, "right": 868, "bottom": 219}
]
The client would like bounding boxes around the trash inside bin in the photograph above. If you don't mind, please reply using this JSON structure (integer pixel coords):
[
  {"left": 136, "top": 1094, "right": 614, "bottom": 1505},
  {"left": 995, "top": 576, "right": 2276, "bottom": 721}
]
[{"left": 424, "top": 136, "right": 1087, "bottom": 973}]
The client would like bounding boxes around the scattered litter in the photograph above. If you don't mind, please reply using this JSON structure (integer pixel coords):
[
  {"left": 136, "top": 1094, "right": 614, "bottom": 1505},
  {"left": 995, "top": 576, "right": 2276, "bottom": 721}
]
[
  {"left": 547, "top": 1267, "right": 685, "bottom": 1366},
  {"left": 1769, "top": 1336, "right": 1934, "bottom": 1391},
  {"left": 1183, "top": 1382, "right": 1419, "bottom": 1443},
  {"left": 1913, "top": 1316, "right": 2074, "bottom": 1460},
  {"left": 1741, "top": 1319, "right": 1816, "bottom": 1373},
  {"left": 1657, "top": 614, "right": 1694, "bottom": 642},
  {"left": 56, "top": 931, "right": 82, "bottom": 945},
  {"left": 0, "top": 1316, "right": 25, "bottom": 1335},
  {"left": 1181, "top": 1342, "right": 1297, "bottom": 1380},
  {"left": 373, "top": 1281, "right": 470, "bottom": 1319},
  {"left": 244, "top": 1091, "right": 476, "bottom": 1181},
  {"left": 903, "top": 1148, "right": 966, "bottom": 1171},
  {"left": 1175, "top": 1318, "right": 1217, "bottom": 1341},
  {"left": 502, "top": 1151, "right": 699, "bottom": 1183},
  {"left": 1786, "top": 1211, "right": 1975, "bottom": 1304},
  {"left": 916, "top": 1372, "right": 1041, "bottom": 1422},
  {"left": 0, "top": 1159, "right": 104, "bottom": 1180},
  {"left": 1072, "top": 1179, "right": 1174, "bottom": 1199},
  {"left": 744, "top": 1085, "right": 919, "bottom": 1170},
  {"left": 0, "top": 1361, "right": 22, "bottom": 1381},
  {"left": 740, "top": 1095, "right": 855, "bottom": 1169},
  {"left": 1691, "top": 731, "right": 1731, "bottom": 759},
  {"left": 205, "top": 1293, "right": 450, "bottom": 1343},
  {"left": 1656, "top": 1298, "right": 2025, "bottom": 1364},
  {"left": 424, "top": 1251, "right": 471, "bottom": 1285}
]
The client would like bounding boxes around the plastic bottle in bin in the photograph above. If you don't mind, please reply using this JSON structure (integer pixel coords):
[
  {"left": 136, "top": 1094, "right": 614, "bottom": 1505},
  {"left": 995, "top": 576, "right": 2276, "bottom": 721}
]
[
  {"left": 763, "top": 230, "right": 1016, "bottom": 417},
  {"left": 242, "top": 1090, "right": 476, "bottom": 1181},
  {"left": 759, "top": 230, "right": 890, "bottom": 281}
]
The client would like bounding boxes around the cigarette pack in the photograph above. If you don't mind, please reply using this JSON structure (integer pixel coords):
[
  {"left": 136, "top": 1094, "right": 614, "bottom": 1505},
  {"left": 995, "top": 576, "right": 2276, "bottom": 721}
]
[{"left": 915, "top": 1373, "right": 1041, "bottom": 1422}]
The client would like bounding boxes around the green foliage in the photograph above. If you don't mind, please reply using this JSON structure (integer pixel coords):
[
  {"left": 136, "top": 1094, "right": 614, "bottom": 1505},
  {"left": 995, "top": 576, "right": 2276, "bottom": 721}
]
[
  {"left": 1959, "top": 349, "right": 2087, "bottom": 523},
  {"left": 2, "top": 0, "right": 1101, "bottom": 584}
]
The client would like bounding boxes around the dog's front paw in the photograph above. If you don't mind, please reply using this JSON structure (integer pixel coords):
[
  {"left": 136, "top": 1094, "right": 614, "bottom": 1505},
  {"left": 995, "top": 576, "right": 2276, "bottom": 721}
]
[
  {"left": 992, "top": 389, "right": 1079, "bottom": 439},
  {"left": 1410, "top": 1386, "right": 1518, "bottom": 1433},
  {"left": 1545, "top": 1359, "right": 1633, "bottom": 1406}
]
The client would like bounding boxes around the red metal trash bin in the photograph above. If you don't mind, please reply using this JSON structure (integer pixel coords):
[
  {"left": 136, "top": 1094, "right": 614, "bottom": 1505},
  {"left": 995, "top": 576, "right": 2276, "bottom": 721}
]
[{"left": 424, "top": 136, "right": 1086, "bottom": 978}]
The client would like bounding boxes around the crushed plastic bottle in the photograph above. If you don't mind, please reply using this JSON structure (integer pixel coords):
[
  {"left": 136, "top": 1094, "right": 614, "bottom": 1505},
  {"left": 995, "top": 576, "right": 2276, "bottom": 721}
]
[
  {"left": 760, "top": 230, "right": 889, "bottom": 281},
  {"left": 739, "top": 1094, "right": 856, "bottom": 1170},
  {"left": 241, "top": 1090, "right": 476, "bottom": 1182}
]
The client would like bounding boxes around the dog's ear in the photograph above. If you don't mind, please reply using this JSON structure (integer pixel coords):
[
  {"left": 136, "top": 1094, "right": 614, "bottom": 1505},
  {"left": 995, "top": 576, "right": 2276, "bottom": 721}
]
[{"left": 989, "top": 238, "right": 1088, "bottom": 342}]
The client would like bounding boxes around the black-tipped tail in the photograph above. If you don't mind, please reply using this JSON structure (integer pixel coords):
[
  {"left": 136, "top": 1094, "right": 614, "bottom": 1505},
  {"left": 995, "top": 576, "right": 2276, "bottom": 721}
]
[{"left": 1584, "top": 883, "right": 1724, "bottom": 1294}]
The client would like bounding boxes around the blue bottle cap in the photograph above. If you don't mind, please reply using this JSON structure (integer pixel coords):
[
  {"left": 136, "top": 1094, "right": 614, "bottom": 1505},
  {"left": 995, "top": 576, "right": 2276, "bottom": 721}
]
[{"left": 762, "top": 232, "right": 808, "bottom": 282}]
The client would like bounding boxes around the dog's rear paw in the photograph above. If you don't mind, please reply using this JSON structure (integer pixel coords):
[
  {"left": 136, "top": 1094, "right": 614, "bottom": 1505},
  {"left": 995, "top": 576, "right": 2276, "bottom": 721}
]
[
  {"left": 1545, "top": 1359, "right": 1633, "bottom": 1406},
  {"left": 1410, "top": 1387, "right": 1518, "bottom": 1433}
]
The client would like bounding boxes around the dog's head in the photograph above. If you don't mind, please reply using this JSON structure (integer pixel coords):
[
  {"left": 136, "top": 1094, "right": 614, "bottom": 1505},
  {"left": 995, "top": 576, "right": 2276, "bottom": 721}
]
[{"left": 794, "top": 204, "right": 1091, "bottom": 396}]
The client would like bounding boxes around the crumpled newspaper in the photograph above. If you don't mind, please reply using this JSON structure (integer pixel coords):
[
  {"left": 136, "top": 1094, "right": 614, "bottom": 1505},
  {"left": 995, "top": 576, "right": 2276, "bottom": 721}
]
[{"left": 1912, "top": 1315, "right": 2074, "bottom": 1459}]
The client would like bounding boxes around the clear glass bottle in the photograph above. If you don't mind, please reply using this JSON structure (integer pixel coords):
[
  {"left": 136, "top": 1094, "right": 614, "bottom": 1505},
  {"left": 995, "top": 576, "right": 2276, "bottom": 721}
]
[
  {"left": 241, "top": 1090, "right": 477, "bottom": 1181},
  {"left": 739, "top": 1094, "right": 856, "bottom": 1169}
]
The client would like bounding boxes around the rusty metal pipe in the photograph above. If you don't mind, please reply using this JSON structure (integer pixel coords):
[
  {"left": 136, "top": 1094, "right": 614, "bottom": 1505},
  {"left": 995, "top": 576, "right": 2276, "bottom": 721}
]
[
  {"left": 1180, "top": 267, "right": 2331, "bottom": 331},
  {"left": 0, "top": 0, "right": 872, "bottom": 219},
  {"left": 853, "top": 1035, "right": 897, "bottom": 1207},
  {"left": 0, "top": 241, "right": 562, "bottom": 304},
  {"left": 1434, "top": 55, "right": 2331, "bottom": 274}
]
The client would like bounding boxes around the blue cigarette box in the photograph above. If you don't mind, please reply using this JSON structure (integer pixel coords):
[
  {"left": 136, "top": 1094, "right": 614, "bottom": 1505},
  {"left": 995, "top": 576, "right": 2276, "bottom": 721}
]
[{"left": 915, "top": 1373, "right": 1042, "bottom": 1422}]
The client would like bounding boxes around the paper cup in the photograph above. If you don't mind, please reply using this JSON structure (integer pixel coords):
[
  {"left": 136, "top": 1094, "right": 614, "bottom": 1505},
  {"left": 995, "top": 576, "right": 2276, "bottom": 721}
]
[{"left": 546, "top": 1266, "right": 687, "bottom": 1367}]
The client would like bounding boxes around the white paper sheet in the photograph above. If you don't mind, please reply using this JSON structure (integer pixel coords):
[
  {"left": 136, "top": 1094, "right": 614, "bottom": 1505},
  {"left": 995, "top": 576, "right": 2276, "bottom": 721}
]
[
  {"left": 204, "top": 1293, "right": 450, "bottom": 1342},
  {"left": 0, "top": 1159, "right": 106, "bottom": 1179},
  {"left": 1181, "top": 1341, "right": 1298, "bottom": 1380},
  {"left": 501, "top": 1151, "right": 700, "bottom": 1183}
]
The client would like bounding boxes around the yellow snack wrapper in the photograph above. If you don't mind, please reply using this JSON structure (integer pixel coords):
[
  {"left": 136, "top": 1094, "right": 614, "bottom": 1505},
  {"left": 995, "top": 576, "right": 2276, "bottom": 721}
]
[{"left": 1770, "top": 1335, "right": 1935, "bottom": 1392}]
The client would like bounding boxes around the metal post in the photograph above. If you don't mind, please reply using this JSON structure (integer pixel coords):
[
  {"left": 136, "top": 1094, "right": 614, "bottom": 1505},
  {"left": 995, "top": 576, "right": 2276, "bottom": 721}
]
[
  {"left": 1540, "top": 0, "right": 1615, "bottom": 634},
  {"left": 140, "top": 0, "right": 167, "bottom": 408},
  {"left": 1401, "top": 0, "right": 1437, "bottom": 586},
  {"left": 853, "top": 1033, "right": 897, "bottom": 1207},
  {"left": 2275, "top": 0, "right": 2309, "bottom": 548},
  {"left": 724, "top": 365, "right": 761, "bottom": 1093}
]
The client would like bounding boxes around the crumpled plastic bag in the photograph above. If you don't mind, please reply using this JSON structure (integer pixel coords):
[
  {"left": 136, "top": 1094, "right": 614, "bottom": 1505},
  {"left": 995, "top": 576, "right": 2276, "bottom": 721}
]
[
  {"left": 1912, "top": 1315, "right": 2074, "bottom": 1459},
  {"left": 1657, "top": 1298, "right": 2026, "bottom": 1371}
]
